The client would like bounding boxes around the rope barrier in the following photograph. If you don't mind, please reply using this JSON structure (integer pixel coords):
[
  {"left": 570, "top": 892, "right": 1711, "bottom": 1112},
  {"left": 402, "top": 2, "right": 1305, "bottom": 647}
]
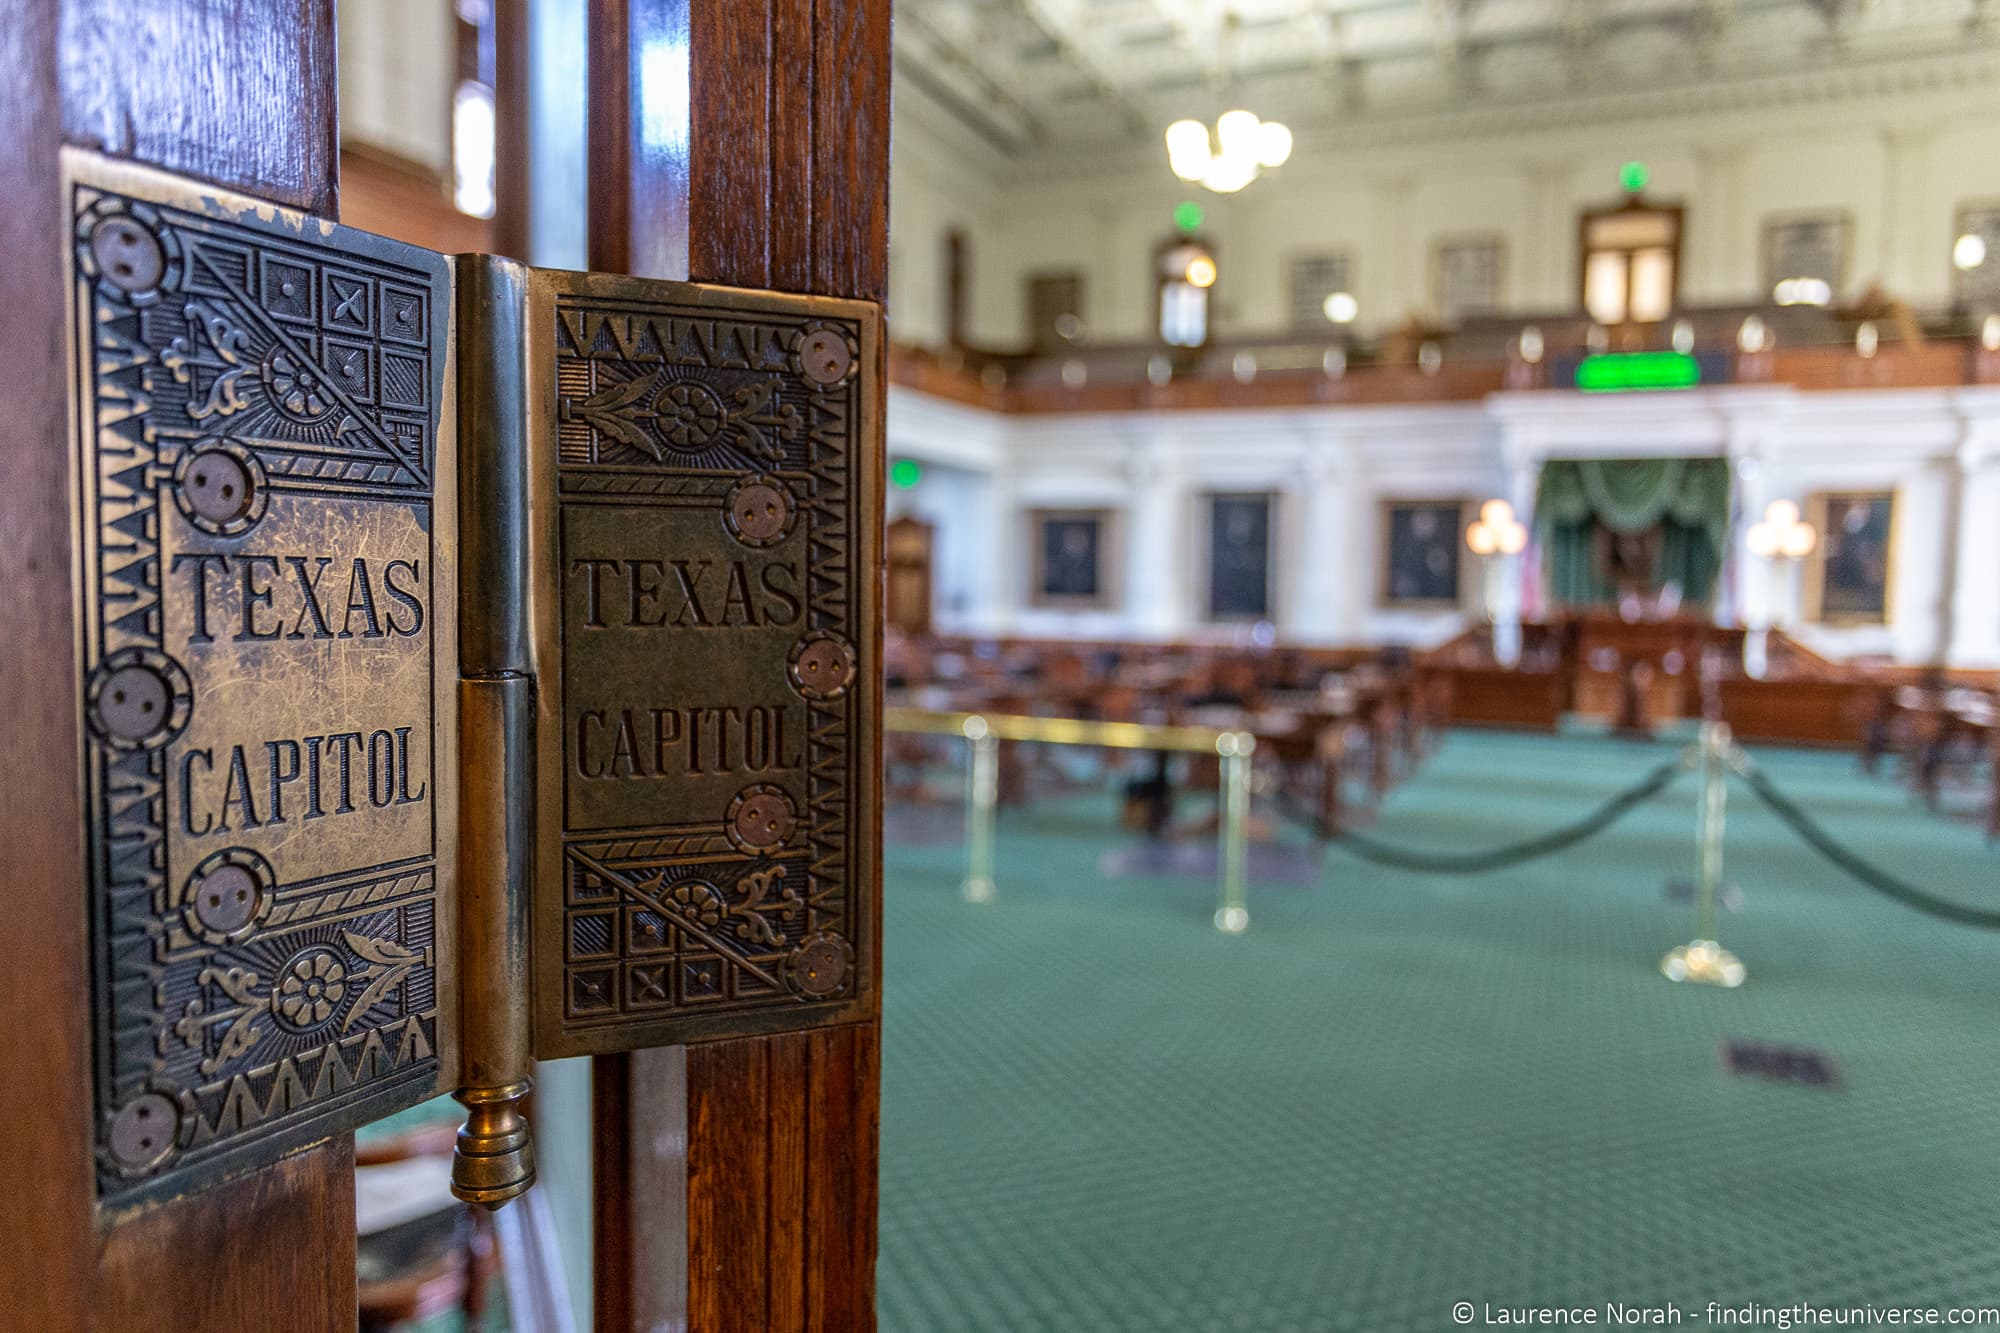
[
  {"left": 894, "top": 702, "right": 1998, "bottom": 935},
  {"left": 1731, "top": 755, "right": 2000, "bottom": 930},
  {"left": 1278, "top": 754, "right": 1690, "bottom": 875}
]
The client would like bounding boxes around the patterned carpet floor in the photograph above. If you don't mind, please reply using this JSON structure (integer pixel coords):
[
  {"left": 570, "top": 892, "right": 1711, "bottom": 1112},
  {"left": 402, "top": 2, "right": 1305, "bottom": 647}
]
[{"left": 876, "top": 730, "right": 2000, "bottom": 1332}]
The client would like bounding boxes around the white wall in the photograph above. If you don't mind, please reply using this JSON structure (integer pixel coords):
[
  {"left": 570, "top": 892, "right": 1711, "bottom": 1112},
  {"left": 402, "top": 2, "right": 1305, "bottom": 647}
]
[
  {"left": 890, "top": 79, "right": 2000, "bottom": 349},
  {"left": 887, "top": 103, "right": 1008, "bottom": 350},
  {"left": 886, "top": 384, "right": 2000, "bottom": 667},
  {"left": 338, "top": 0, "right": 456, "bottom": 172}
]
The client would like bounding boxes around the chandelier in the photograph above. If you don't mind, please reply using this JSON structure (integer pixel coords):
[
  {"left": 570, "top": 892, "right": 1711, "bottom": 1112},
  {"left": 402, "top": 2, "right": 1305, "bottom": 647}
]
[
  {"left": 1166, "top": 111, "right": 1292, "bottom": 194},
  {"left": 1163, "top": 12, "right": 1291, "bottom": 194}
]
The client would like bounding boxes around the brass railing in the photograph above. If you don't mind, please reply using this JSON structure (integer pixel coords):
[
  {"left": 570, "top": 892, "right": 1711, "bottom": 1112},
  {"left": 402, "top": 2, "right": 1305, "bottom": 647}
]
[{"left": 884, "top": 707, "right": 1258, "bottom": 933}]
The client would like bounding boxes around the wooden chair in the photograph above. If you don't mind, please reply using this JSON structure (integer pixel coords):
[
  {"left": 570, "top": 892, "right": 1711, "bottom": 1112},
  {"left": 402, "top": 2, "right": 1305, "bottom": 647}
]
[{"left": 357, "top": 1120, "right": 501, "bottom": 1333}]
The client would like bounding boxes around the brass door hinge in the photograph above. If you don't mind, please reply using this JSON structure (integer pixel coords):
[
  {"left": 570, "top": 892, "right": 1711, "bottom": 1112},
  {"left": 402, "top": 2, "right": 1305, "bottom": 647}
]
[{"left": 64, "top": 151, "right": 880, "bottom": 1215}]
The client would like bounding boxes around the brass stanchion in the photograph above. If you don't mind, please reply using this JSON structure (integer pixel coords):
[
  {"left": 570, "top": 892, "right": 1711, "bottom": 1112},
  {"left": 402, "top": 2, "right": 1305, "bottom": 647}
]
[
  {"left": 962, "top": 714, "right": 998, "bottom": 903},
  {"left": 1662, "top": 720, "right": 1746, "bottom": 987},
  {"left": 884, "top": 707, "right": 1261, "bottom": 927},
  {"left": 1214, "top": 731, "right": 1255, "bottom": 934}
]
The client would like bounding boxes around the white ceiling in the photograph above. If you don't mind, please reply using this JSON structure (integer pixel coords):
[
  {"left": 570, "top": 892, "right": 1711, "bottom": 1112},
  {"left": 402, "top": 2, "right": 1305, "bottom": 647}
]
[{"left": 896, "top": 0, "right": 2000, "bottom": 166}]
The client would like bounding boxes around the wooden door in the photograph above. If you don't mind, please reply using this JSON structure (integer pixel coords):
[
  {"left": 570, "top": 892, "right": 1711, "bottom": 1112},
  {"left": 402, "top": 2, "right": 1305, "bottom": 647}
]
[
  {"left": 3, "top": 4, "right": 360, "bottom": 1329},
  {"left": 887, "top": 516, "right": 935, "bottom": 637},
  {"left": 0, "top": 2, "right": 887, "bottom": 1329},
  {"left": 584, "top": 4, "right": 888, "bottom": 1329}
]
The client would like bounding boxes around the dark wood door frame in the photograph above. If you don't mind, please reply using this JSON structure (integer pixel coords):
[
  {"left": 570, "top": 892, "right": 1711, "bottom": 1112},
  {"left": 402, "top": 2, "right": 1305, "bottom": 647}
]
[
  {"left": 2, "top": 3, "right": 356, "bottom": 1327},
  {"left": 584, "top": 2, "right": 889, "bottom": 1330},
  {"left": 2, "top": 3, "right": 888, "bottom": 1327}
]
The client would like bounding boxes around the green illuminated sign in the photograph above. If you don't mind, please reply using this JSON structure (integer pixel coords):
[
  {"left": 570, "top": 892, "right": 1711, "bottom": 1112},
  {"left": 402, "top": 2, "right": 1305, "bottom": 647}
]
[
  {"left": 1619, "top": 160, "right": 1649, "bottom": 194},
  {"left": 1575, "top": 351, "right": 1700, "bottom": 392},
  {"left": 1173, "top": 201, "right": 1205, "bottom": 233},
  {"left": 890, "top": 458, "right": 924, "bottom": 489}
]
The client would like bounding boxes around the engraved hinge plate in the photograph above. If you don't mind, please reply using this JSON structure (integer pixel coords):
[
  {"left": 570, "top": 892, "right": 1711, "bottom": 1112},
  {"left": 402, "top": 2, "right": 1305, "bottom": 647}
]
[
  {"left": 65, "top": 151, "right": 458, "bottom": 1212},
  {"left": 63, "top": 151, "right": 886, "bottom": 1211},
  {"left": 523, "top": 268, "right": 882, "bottom": 1058}
]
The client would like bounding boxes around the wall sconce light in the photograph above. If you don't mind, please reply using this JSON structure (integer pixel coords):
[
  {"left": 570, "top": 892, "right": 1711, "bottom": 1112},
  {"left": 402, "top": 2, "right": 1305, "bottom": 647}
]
[
  {"left": 1466, "top": 499, "right": 1528, "bottom": 557},
  {"left": 1745, "top": 498, "right": 1815, "bottom": 654},
  {"left": 1773, "top": 277, "right": 1831, "bottom": 306},
  {"left": 1745, "top": 499, "right": 1816, "bottom": 562},
  {"left": 1467, "top": 499, "right": 1528, "bottom": 634}
]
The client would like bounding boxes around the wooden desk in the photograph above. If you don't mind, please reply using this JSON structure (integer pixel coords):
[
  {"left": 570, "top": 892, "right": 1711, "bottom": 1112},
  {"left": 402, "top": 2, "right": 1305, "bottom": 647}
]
[{"left": 1715, "top": 676, "right": 1873, "bottom": 747}]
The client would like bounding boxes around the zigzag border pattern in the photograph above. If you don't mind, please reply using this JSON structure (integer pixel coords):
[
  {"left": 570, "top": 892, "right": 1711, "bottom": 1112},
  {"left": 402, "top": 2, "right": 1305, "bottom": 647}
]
[{"left": 73, "top": 179, "right": 447, "bottom": 1207}]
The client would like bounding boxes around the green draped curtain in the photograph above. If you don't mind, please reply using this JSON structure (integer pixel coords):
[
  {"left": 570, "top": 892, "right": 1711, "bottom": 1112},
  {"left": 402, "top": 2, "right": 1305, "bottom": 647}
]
[{"left": 1535, "top": 458, "right": 1731, "bottom": 608}]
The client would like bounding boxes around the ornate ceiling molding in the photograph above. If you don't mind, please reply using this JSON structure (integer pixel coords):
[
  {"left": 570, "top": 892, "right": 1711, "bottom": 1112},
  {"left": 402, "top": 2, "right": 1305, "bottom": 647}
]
[{"left": 894, "top": 0, "right": 2000, "bottom": 190}]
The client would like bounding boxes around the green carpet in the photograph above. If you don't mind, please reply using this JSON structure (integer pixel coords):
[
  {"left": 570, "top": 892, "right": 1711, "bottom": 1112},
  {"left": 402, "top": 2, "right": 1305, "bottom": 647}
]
[{"left": 877, "top": 730, "right": 2000, "bottom": 1332}]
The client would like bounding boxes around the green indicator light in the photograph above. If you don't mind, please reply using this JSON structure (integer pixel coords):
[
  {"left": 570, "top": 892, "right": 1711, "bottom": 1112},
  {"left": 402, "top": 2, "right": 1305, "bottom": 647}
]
[
  {"left": 1173, "top": 201, "right": 1205, "bottom": 233},
  {"left": 1575, "top": 351, "right": 1700, "bottom": 393},
  {"left": 1619, "top": 160, "right": 1649, "bottom": 194},
  {"left": 890, "top": 458, "right": 924, "bottom": 489}
]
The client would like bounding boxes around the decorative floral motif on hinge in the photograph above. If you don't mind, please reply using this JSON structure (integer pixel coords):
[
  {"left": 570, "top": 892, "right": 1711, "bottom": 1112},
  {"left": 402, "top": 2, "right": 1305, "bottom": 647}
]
[
  {"left": 560, "top": 371, "right": 800, "bottom": 464},
  {"left": 725, "top": 378, "right": 804, "bottom": 459},
  {"left": 173, "top": 965, "right": 267, "bottom": 1075},
  {"left": 261, "top": 348, "right": 335, "bottom": 423},
  {"left": 340, "top": 931, "right": 424, "bottom": 1031},
  {"left": 729, "top": 865, "right": 804, "bottom": 946},
  {"left": 170, "top": 931, "right": 424, "bottom": 1073},
  {"left": 160, "top": 298, "right": 251, "bottom": 421},
  {"left": 664, "top": 878, "right": 726, "bottom": 929},
  {"left": 275, "top": 949, "right": 348, "bottom": 1028}
]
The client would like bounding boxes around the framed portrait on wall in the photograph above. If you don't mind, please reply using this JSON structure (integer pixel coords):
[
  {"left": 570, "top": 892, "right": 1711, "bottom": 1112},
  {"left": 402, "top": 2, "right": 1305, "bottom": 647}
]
[
  {"left": 1029, "top": 508, "right": 1115, "bottom": 609},
  {"left": 1761, "top": 212, "right": 1850, "bottom": 300},
  {"left": 1288, "top": 252, "right": 1352, "bottom": 331},
  {"left": 1378, "top": 499, "right": 1469, "bottom": 608},
  {"left": 1954, "top": 201, "right": 2000, "bottom": 306},
  {"left": 1433, "top": 237, "right": 1505, "bottom": 324},
  {"left": 1805, "top": 490, "right": 1895, "bottom": 625},
  {"left": 1207, "top": 492, "right": 1273, "bottom": 621}
]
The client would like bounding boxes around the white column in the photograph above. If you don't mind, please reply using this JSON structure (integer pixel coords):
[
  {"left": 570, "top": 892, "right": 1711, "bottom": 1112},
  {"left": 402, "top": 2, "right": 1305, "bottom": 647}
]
[
  {"left": 975, "top": 465, "right": 1018, "bottom": 636},
  {"left": 1689, "top": 143, "right": 1749, "bottom": 302},
  {"left": 1337, "top": 459, "right": 1374, "bottom": 642},
  {"left": 1366, "top": 174, "right": 1417, "bottom": 328},
  {"left": 1726, "top": 445, "right": 1774, "bottom": 675},
  {"left": 1491, "top": 448, "right": 1540, "bottom": 662},
  {"left": 1879, "top": 126, "right": 1939, "bottom": 302},
  {"left": 1951, "top": 440, "right": 2000, "bottom": 666},
  {"left": 1289, "top": 433, "right": 1349, "bottom": 644},
  {"left": 1125, "top": 442, "right": 1187, "bottom": 640},
  {"left": 1499, "top": 441, "right": 1542, "bottom": 636},
  {"left": 1893, "top": 453, "right": 1959, "bottom": 663},
  {"left": 1934, "top": 455, "right": 1965, "bottom": 667},
  {"left": 1518, "top": 159, "right": 1569, "bottom": 309},
  {"left": 1728, "top": 448, "right": 1769, "bottom": 633},
  {"left": 1721, "top": 394, "right": 1797, "bottom": 644}
]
